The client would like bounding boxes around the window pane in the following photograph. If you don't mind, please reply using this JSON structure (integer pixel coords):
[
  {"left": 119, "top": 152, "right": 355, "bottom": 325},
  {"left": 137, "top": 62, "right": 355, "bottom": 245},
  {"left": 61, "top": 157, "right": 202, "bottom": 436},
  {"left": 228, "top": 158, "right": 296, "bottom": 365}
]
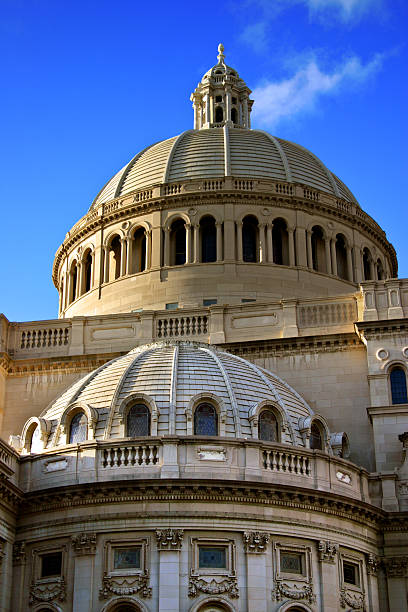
[
  {"left": 343, "top": 561, "right": 358, "bottom": 585},
  {"left": 390, "top": 368, "right": 408, "bottom": 404},
  {"left": 127, "top": 404, "right": 150, "bottom": 437},
  {"left": 69, "top": 412, "right": 88, "bottom": 444},
  {"left": 194, "top": 404, "right": 217, "bottom": 436},
  {"left": 114, "top": 547, "right": 141, "bottom": 570},
  {"left": 259, "top": 410, "right": 278, "bottom": 442},
  {"left": 280, "top": 552, "right": 303, "bottom": 575},
  {"left": 199, "top": 546, "right": 227, "bottom": 568},
  {"left": 41, "top": 552, "right": 62, "bottom": 578},
  {"left": 310, "top": 423, "right": 323, "bottom": 450}
]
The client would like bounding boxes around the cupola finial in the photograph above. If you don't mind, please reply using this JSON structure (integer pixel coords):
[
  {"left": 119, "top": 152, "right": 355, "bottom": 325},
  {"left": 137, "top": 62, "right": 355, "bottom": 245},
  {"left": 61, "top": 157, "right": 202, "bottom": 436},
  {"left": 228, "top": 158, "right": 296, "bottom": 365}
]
[{"left": 217, "top": 43, "right": 225, "bottom": 64}]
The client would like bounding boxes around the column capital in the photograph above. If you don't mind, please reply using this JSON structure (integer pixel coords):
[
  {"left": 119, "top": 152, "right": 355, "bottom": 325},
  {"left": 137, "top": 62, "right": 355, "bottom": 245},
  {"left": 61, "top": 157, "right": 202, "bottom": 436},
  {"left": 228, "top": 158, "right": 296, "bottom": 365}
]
[
  {"left": 71, "top": 533, "right": 97, "bottom": 556},
  {"left": 155, "top": 528, "right": 184, "bottom": 551},
  {"left": 243, "top": 531, "right": 270, "bottom": 554},
  {"left": 318, "top": 540, "right": 338, "bottom": 563}
]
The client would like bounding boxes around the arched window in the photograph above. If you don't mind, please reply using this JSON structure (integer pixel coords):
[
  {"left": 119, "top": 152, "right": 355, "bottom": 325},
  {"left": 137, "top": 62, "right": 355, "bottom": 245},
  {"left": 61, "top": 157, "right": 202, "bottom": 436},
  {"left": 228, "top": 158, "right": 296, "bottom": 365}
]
[
  {"left": 231, "top": 107, "right": 237, "bottom": 124},
  {"left": 272, "top": 218, "right": 289, "bottom": 265},
  {"left": 201, "top": 216, "right": 217, "bottom": 263},
  {"left": 390, "top": 367, "right": 408, "bottom": 404},
  {"left": 310, "top": 422, "right": 323, "bottom": 450},
  {"left": 127, "top": 404, "right": 150, "bottom": 437},
  {"left": 83, "top": 250, "right": 93, "bottom": 293},
  {"left": 377, "top": 258, "right": 385, "bottom": 280},
  {"left": 215, "top": 106, "right": 223, "bottom": 123},
  {"left": 242, "top": 216, "right": 258, "bottom": 262},
  {"left": 131, "top": 227, "right": 147, "bottom": 273},
  {"left": 194, "top": 403, "right": 218, "bottom": 436},
  {"left": 363, "top": 247, "right": 372, "bottom": 280},
  {"left": 171, "top": 219, "right": 186, "bottom": 265},
  {"left": 69, "top": 260, "right": 78, "bottom": 304},
  {"left": 30, "top": 425, "right": 43, "bottom": 453},
  {"left": 258, "top": 410, "right": 279, "bottom": 442},
  {"left": 336, "top": 234, "right": 348, "bottom": 280},
  {"left": 69, "top": 412, "right": 88, "bottom": 444},
  {"left": 108, "top": 235, "right": 122, "bottom": 281},
  {"left": 311, "top": 226, "right": 326, "bottom": 272}
]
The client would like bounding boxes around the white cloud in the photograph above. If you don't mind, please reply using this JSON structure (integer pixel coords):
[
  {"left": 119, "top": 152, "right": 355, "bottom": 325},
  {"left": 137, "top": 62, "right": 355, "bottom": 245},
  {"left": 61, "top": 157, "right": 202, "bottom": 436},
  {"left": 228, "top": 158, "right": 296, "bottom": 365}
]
[
  {"left": 240, "top": 21, "right": 269, "bottom": 53},
  {"left": 251, "top": 54, "right": 384, "bottom": 128},
  {"left": 244, "top": 0, "right": 382, "bottom": 23}
]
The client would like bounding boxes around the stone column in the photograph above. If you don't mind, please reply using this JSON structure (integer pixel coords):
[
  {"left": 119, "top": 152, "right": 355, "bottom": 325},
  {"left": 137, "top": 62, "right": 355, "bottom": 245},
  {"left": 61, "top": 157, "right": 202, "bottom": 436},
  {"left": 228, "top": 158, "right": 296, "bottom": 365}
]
[
  {"left": 237, "top": 221, "right": 243, "bottom": 262},
  {"left": 346, "top": 246, "right": 353, "bottom": 282},
  {"left": 266, "top": 223, "right": 273, "bottom": 263},
  {"left": 204, "top": 93, "right": 211, "bottom": 126},
  {"left": 225, "top": 89, "right": 231, "bottom": 124},
  {"left": 72, "top": 533, "right": 97, "bottom": 612},
  {"left": 330, "top": 238, "right": 337, "bottom": 276},
  {"left": 295, "top": 226, "right": 307, "bottom": 267},
  {"left": 216, "top": 222, "right": 223, "bottom": 262},
  {"left": 383, "top": 557, "right": 408, "bottom": 612},
  {"left": 354, "top": 246, "right": 363, "bottom": 283},
  {"left": 193, "top": 224, "right": 199, "bottom": 263},
  {"left": 288, "top": 227, "right": 295, "bottom": 266},
  {"left": 317, "top": 540, "right": 339, "bottom": 612},
  {"left": 306, "top": 230, "right": 313, "bottom": 269},
  {"left": 370, "top": 257, "right": 376, "bottom": 281},
  {"left": 156, "top": 529, "right": 184, "bottom": 612},
  {"left": 11, "top": 542, "right": 26, "bottom": 612},
  {"left": 77, "top": 262, "right": 83, "bottom": 297},
  {"left": 145, "top": 230, "right": 151, "bottom": 269},
  {"left": 366, "top": 554, "right": 380, "bottom": 612},
  {"left": 243, "top": 532, "right": 270, "bottom": 612},
  {"left": 126, "top": 236, "right": 132, "bottom": 275},
  {"left": 243, "top": 98, "right": 249, "bottom": 128},
  {"left": 164, "top": 228, "right": 170, "bottom": 267},
  {"left": 223, "top": 218, "right": 236, "bottom": 262},
  {"left": 259, "top": 224, "right": 266, "bottom": 263},
  {"left": 120, "top": 238, "right": 127, "bottom": 276},
  {"left": 185, "top": 223, "right": 192, "bottom": 264},
  {"left": 325, "top": 238, "right": 332, "bottom": 275}
]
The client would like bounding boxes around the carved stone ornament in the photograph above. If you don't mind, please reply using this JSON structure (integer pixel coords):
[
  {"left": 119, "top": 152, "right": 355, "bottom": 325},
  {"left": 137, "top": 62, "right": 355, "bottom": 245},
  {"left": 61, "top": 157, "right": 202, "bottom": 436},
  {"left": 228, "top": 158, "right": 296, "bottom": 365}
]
[
  {"left": 243, "top": 531, "right": 270, "bottom": 554},
  {"left": 13, "top": 541, "right": 26, "bottom": 565},
  {"left": 0, "top": 540, "right": 5, "bottom": 567},
  {"left": 155, "top": 528, "right": 184, "bottom": 551},
  {"left": 366, "top": 553, "right": 380, "bottom": 576},
  {"left": 99, "top": 571, "right": 152, "bottom": 599},
  {"left": 382, "top": 556, "right": 408, "bottom": 578},
  {"left": 318, "top": 540, "right": 338, "bottom": 563},
  {"left": 340, "top": 588, "right": 366, "bottom": 611},
  {"left": 188, "top": 575, "right": 239, "bottom": 599},
  {"left": 29, "top": 577, "right": 66, "bottom": 606},
  {"left": 272, "top": 580, "right": 316, "bottom": 604},
  {"left": 71, "top": 532, "right": 97, "bottom": 555}
]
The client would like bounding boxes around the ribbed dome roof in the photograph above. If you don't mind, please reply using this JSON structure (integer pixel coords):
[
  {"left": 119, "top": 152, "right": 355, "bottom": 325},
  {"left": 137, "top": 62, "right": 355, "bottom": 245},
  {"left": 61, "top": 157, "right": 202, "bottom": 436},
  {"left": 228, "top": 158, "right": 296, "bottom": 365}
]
[
  {"left": 40, "top": 341, "right": 315, "bottom": 447},
  {"left": 90, "top": 128, "right": 357, "bottom": 209}
]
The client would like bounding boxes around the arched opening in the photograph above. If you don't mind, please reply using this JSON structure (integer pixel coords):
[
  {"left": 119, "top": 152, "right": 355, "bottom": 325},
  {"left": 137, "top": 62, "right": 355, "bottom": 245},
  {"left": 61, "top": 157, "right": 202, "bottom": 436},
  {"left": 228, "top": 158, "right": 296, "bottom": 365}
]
[
  {"left": 127, "top": 404, "right": 150, "bottom": 437},
  {"left": 131, "top": 227, "right": 147, "bottom": 273},
  {"left": 363, "top": 247, "right": 372, "bottom": 280},
  {"left": 30, "top": 425, "right": 43, "bottom": 453},
  {"left": 110, "top": 605, "right": 142, "bottom": 612},
  {"left": 108, "top": 235, "right": 122, "bottom": 281},
  {"left": 272, "top": 218, "right": 289, "bottom": 265},
  {"left": 171, "top": 219, "right": 187, "bottom": 266},
  {"left": 377, "top": 258, "right": 385, "bottom": 280},
  {"left": 69, "top": 412, "right": 88, "bottom": 444},
  {"left": 311, "top": 226, "right": 326, "bottom": 272},
  {"left": 200, "top": 216, "right": 217, "bottom": 263},
  {"left": 231, "top": 107, "right": 237, "bottom": 124},
  {"left": 197, "top": 604, "right": 232, "bottom": 612},
  {"left": 310, "top": 422, "right": 324, "bottom": 450},
  {"left": 83, "top": 250, "right": 93, "bottom": 293},
  {"left": 215, "top": 106, "right": 223, "bottom": 123},
  {"left": 242, "top": 215, "right": 258, "bottom": 262},
  {"left": 258, "top": 410, "right": 279, "bottom": 442},
  {"left": 335, "top": 234, "right": 348, "bottom": 280},
  {"left": 194, "top": 403, "right": 218, "bottom": 436},
  {"left": 68, "top": 260, "right": 78, "bottom": 304},
  {"left": 390, "top": 367, "right": 408, "bottom": 404}
]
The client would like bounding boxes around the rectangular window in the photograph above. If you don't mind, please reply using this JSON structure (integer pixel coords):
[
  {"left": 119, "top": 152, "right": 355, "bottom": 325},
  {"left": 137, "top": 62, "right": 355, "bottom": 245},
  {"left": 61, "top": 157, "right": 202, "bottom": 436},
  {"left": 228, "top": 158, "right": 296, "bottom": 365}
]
[
  {"left": 41, "top": 552, "right": 62, "bottom": 578},
  {"left": 199, "top": 546, "right": 227, "bottom": 569},
  {"left": 114, "top": 547, "right": 141, "bottom": 570},
  {"left": 280, "top": 552, "right": 304, "bottom": 575},
  {"left": 343, "top": 561, "right": 359, "bottom": 586},
  {"left": 203, "top": 299, "right": 217, "bottom": 306},
  {"left": 166, "top": 302, "right": 179, "bottom": 310},
  {"left": 241, "top": 298, "right": 256, "bottom": 303}
]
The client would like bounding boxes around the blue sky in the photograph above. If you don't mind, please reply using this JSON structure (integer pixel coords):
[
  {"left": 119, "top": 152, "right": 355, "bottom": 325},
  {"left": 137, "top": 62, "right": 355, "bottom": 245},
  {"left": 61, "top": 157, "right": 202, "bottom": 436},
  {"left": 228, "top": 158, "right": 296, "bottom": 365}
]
[{"left": 1, "top": 0, "right": 407, "bottom": 321}]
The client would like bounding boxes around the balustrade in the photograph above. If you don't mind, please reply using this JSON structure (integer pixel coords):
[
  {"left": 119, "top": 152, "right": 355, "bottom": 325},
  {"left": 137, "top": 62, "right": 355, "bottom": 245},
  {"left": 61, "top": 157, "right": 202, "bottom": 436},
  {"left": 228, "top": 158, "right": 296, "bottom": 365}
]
[
  {"left": 20, "top": 327, "right": 70, "bottom": 349},
  {"left": 156, "top": 315, "right": 208, "bottom": 339},
  {"left": 262, "top": 447, "right": 311, "bottom": 476},
  {"left": 101, "top": 443, "right": 160, "bottom": 468}
]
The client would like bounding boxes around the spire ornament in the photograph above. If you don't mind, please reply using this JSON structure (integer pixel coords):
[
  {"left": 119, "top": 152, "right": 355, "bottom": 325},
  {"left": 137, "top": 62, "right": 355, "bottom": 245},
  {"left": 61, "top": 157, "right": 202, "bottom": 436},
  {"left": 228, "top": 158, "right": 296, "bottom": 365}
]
[{"left": 217, "top": 43, "right": 225, "bottom": 64}]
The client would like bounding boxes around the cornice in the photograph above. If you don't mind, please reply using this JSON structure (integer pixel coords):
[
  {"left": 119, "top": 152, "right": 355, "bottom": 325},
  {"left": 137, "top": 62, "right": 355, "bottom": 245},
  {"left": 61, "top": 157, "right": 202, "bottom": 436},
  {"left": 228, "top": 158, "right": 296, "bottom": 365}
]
[
  {"left": 355, "top": 320, "right": 408, "bottom": 339},
  {"left": 0, "top": 352, "right": 121, "bottom": 377}
]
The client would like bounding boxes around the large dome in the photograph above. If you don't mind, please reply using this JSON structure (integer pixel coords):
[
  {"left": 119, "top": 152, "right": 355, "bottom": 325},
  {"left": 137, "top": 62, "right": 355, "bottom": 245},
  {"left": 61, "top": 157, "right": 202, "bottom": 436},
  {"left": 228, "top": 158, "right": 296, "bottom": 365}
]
[
  {"left": 38, "top": 341, "right": 314, "bottom": 449},
  {"left": 91, "top": 128, "right": 357, "bottom": 209}
]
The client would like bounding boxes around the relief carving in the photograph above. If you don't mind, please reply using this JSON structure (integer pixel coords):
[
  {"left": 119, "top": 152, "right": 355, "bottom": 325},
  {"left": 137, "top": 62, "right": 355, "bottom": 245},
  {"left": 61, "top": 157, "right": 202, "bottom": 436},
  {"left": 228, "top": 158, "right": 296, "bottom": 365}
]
[
  {"left": 29, "top": 577, "right": 66, "bottom": 605},
  {"left": 272, "top": 580, "right": 316, "bottom": 604},
  {"left": 366, "top": 553, "right": 380, "bottom": 576},
  {"left": 243, "top": 531, "right": 270, "bottom": 553},
  {"left": 155, "top": 528, "right": 184, "bottom": 551},
  {"left": 99, "top": 571, "right": 152, "bottom": 599},
  {"left": 318, "top": 540, "right": 338, "bottom": 563},
  {"left": 0, "top": 539, "right": 5, "bottom": 567},
  {"left": 188, "top": 575, "right": 239, "bottom": 599},
  {"left": 13, "top": 541, "right": 26, "bottom": 565},
  {"left": 71, "top": 532, "right": 97, "bottom": 555},
  {"left": 382, "top": 556, "right": 408, "bottom": 578},
  {"left": 340, "top": 588, "right": 366, "bottom": 611}
]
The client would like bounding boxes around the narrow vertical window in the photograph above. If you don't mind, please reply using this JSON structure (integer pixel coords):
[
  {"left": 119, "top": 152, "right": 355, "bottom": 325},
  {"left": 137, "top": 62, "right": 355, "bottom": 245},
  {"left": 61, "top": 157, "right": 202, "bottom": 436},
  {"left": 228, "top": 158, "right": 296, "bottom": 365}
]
[
  {"left": 272, "top": 219, "right": 289, "bottom": 265},
  {"left": 310, "top": 423, "right": 323, "bottom": 450},
  {"left": 390, "top": 368, "right": 408, "bottom": 404},
  {"left": 127, "top": 404, "right": 150, "bottom": 437},
  {"left": 335, "top": 234, "right": 348, "bottom": 280},
  {"left": 242, "top": 216, "right": 258, "bottom": 262},
  {"left": 194, "top": 403, "right": 218, "bottom": 436},
  {"left": 259, "top": 410, "right": 278, "bottom": 442},
  {"left": 69, "top": 412, "right": 88, "bottom": 443},
  {"left": 201, "top": 216, "right": 217, "bottom": 263}
]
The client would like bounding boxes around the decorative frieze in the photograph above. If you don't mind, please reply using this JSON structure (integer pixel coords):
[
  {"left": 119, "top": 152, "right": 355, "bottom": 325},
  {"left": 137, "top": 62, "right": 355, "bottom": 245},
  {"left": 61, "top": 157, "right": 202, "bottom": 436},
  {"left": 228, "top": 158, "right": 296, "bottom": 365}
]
[
  {"left": 99, "top": 572, "right": 152, "bottom": 599},
  {"left": 188, "top": 575, "right": 239, "bottom": 599},
  {"left": 155, "top": 528, "right": 184, "bottom": 551},
  {"left": 340, "top": 588, "right": 366, "bottom": 611},
  {"left": 318, "top": 540, "right": 338, "bottom": 563},
  {"left": 383, "top": 556, "right": 408, "bottom": 578},
  {"left": 0, "top": 539, "right": 5, "bottom": 567},
  {"left": 366, "top": 553, "right": 380, "bottom": 576},
  {"left": 13, "top": 541, "right": 26, "bottom": 565},
  {"left": 29, "top": 577, "right": 66, "bottom": 605},
  {"left": 272, "top": 581, "right": 316, "bottom": 604},
  {"left": 71, "top": 532, "right": 97, "bottom": 556},
  {"left": 243, "top": 531, "right": 270, "bottom": 554}
]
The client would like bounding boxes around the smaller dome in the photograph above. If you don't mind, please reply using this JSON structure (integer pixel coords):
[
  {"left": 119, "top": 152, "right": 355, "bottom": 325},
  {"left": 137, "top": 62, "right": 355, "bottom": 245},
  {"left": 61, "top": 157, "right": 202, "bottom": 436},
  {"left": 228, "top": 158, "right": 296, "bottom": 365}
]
[{"left": 27, "top": 341, "right": 324, "bottom": 450}]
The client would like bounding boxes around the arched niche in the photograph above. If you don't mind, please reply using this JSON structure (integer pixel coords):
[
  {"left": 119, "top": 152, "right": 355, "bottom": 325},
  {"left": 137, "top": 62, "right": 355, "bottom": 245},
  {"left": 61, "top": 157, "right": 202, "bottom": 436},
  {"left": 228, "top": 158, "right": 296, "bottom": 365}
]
[
  {"left": 57, "top": 402, "right": 98, "bottom": 445},
  {"left": 186, "top": 392, "right": 226, "bottom": 436},
  {"left": 118, "top": 393, "right": 160, "bottom": 437},
  {"left": 299, "top": 415, "right": 331, "bottom": 452},
  {"left": 248, "top": 400, "right": 290, "bottom": 443}
]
